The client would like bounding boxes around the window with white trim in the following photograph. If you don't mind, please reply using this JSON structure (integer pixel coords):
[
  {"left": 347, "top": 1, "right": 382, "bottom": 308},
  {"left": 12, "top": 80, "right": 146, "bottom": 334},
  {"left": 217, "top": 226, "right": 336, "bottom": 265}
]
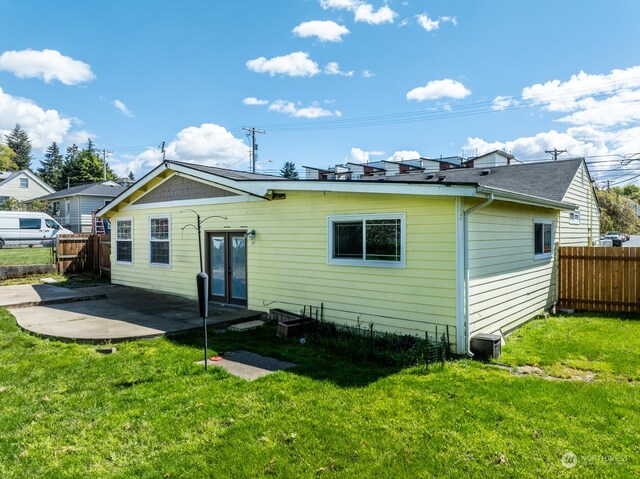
[
  {"left": 328, "top": 213, "right": 405, "bottom": 267},
  {"left": 115, "top": 218, "right": 133, "bottom": 264},
  {"left": 19, "top": 178, "right": 28, "bottom": 188},
  {"left": 534, "top": 220, "right": 553, "bottom": 259},
  {"left": 149, "top": 216, "right": 170, "bottom": 266},
  {"left": 569, "top": 211, "right": 580, "bottom": 224}
]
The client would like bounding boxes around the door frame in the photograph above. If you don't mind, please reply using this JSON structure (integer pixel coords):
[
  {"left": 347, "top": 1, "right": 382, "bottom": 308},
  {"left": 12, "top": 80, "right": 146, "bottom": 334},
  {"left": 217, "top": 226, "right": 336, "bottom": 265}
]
[{"left": 204, "top": 230, "right": 248, "bottom": 306}]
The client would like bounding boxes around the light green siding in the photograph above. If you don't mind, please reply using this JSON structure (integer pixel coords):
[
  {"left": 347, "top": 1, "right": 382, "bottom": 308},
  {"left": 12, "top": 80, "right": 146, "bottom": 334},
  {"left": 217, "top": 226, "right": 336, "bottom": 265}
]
[
  {"left": 558, "top": 163, "right": 600, "bottom": 245},
  {"left": 467, "top": 201, "right": 557, "bottom": 335},
  {"left": 108, "top": 190, "right": 459, "bottom": 340}
]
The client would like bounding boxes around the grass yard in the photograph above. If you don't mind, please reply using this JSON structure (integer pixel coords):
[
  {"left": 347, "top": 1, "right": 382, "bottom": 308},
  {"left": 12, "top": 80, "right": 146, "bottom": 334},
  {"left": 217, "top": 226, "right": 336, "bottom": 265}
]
[
  {"left": 0, "top": 246, "right": 53, "bottom": 266},
  {"left": 0, "top": 310, "right": 638, "bottom": 478}
]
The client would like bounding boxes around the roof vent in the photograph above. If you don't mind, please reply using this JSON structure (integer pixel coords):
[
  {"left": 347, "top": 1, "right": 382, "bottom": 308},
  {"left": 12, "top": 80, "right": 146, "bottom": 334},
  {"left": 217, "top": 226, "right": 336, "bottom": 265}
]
[
  {"left": 481, "top": 169, "right": 491, "bottom": 176},
  {"left": 425, "top": 173, "right": 436, "bottom": 180}
]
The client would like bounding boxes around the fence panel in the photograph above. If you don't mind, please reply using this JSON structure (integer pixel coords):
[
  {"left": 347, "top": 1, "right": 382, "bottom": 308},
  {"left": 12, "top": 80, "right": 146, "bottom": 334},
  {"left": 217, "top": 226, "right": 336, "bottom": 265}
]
[
  {"left": 99, "top": 234, "right": 111, "bottom": 279},
  {"left": 558, "top": 246, "right": 640, "bottom": 313},
  {"left": 56, "top": 233, "right": 110, "bottom": 275}
]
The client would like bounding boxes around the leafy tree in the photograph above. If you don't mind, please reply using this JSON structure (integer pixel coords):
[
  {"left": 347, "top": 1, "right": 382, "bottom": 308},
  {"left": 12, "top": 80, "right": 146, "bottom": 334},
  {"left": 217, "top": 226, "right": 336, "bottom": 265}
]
[
  {"left": 5, "top": 124, "right": 33, "bottom": 170},
  {"left": 613, "top": 184, "right": 640, "bottom": 205},
  {"left": 37, "top": 142, "right": 64, "bottom": 190},
  {"left": 280, "top": 161, "right": 299, "bottom": 179},
  {"left": 0, "top": 197, "right": 49, "bottom": 212},
  {"left": 0, "top": 144, "right": 18, "bottom": 171},
  {"left": 596, "top": 188, "right": 640, "bottom": 234},
  {"left": 62, "top": 139, "right": 118, "bottom": 187}
]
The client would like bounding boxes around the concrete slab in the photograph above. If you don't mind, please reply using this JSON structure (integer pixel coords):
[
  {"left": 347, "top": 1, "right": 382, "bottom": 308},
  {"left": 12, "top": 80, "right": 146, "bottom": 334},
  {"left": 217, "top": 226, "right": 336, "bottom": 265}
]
[
  {"left": 227, "top": 320, "right": 266, "bottom": 331},
  {"left": 198, "top": 350, "right": 296, "bottom": 380},
  {"left": 0, "top": 284, "right": 93, "bottom": 308},
  {"left": 6, "top": 284, "right": 264, "bottom": 343}
]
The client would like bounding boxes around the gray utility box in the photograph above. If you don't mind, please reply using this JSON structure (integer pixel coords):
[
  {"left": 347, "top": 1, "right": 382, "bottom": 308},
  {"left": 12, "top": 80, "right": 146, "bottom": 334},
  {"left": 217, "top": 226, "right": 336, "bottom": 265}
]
[{"left": 470, "top": 333, "right": 501, "bottom": 360}]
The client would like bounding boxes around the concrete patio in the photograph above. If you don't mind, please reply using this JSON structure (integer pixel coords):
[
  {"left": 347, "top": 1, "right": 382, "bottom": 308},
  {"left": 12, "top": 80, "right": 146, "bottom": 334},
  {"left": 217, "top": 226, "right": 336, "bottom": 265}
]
[{"left": 4, "top": 283, "right": 264, "bottom": 343}]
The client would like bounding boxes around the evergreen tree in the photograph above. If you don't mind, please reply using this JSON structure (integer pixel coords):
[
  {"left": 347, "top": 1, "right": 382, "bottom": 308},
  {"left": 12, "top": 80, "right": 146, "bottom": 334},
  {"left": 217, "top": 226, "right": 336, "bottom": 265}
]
[
  {"left": 62, "top": 140, "right": 118, "bottom": 187},
  {"left": 0, "top": 144, "right": 18, "bottom": 171},
  {"left": 5, "top": 124, "right": 33, "bottom": 170},
  {"left": 280, "top": 161, "right": 299, "bottom": 179},
  {"left": 38, "top": 142, "right": 64, "bottom": 190},
  {"left": 128, "top": 171, "right": 135, "bottom": 181}
]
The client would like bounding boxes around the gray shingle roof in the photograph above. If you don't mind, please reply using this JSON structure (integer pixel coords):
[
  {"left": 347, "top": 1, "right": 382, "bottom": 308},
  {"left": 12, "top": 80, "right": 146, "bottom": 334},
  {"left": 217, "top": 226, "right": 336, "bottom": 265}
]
[
  {"left": 168, "top": 160, "right": 287, "bottom": 180},
  {"left": 369, "top": 159, "right": 585, "bottom": 203},
  {"left": 38, "top": 182, "right": 127, "bottom": 200}
]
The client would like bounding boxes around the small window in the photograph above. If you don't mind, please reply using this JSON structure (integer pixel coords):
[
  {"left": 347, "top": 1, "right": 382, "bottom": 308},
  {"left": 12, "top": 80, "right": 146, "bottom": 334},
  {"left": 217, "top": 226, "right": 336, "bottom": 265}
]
[
  {"left": 149, "top": 216, "right": 170, "bottom": 266},
  {"left": 115, "top": 218, "right": 133, "bottom": 264},
  {"left": 534, "top": 220, "right": 553, "bottom": 259},
  {"left": 19, "top": 218, "right": 41, "bottom": 229},
  {"left": 328, "top": 213, "right": 405, "bottom": 267},
  {"left": 569, "top": 211, "right": 580, "bottom": 224},
  {"left": 44, "top": 219, "right": 57, "bottom": 229},
  {"left": 19, "top": 178, "right": 29, "bottom": 188}
]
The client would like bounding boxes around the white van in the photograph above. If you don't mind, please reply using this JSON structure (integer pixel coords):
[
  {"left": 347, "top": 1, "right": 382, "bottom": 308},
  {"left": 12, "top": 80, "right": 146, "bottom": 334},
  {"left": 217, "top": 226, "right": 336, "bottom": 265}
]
[{"left": 0, "top": 211, "right": 72, "bottom": 247}]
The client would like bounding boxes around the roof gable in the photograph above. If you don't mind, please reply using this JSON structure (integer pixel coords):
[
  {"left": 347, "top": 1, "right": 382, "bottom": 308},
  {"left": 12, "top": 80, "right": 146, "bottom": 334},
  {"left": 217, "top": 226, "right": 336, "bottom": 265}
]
[
  {"left": 0, "top": 169, "right": 55, "bottom": 193},
  {"left": 133, "top": 174, "right": 239, "bottom": 205}
]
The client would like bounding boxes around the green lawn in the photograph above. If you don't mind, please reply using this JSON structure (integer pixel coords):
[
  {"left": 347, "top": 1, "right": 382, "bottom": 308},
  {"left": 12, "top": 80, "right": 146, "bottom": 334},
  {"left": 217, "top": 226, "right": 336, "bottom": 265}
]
[
  {"left": 0, "top": 310, "right": 637, "bottom": 478},
  {"left": 0, "top": 246, "right": 53, "bottom": 266}
]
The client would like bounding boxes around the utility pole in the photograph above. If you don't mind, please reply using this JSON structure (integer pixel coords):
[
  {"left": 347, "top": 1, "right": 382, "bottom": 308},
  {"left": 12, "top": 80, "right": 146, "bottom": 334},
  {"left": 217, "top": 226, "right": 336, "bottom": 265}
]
[
  {"left": 545, "top": 148, "right": 567, "bottom": 161},
  {"left": 242, "top": 127, "right": 265, "bottom": 173},
  {"left": 159, "top": 141, "right": 166, "bottom": 162},
  {"left": 99, "top": 149, "right": 112, "bottom": 180}
]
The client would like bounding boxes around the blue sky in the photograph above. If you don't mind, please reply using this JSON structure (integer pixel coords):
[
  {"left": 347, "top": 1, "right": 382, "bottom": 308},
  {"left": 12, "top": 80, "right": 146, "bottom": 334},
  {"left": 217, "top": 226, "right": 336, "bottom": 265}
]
[{"left": 1, "top": 0, "right": 639, "bottom": 186}]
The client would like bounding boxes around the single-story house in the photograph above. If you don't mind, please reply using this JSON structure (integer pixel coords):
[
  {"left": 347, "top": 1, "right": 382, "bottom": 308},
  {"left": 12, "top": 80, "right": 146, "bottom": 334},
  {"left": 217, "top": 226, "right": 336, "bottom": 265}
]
[
  {"left": 35, "top": 180, "right": 128, "bottom": 233},
  {"left": 98, "top": 158, "right": 599, "bottom": 354},
  {"left": 0, "top": 169, "right": 54, "bottom": 202}
]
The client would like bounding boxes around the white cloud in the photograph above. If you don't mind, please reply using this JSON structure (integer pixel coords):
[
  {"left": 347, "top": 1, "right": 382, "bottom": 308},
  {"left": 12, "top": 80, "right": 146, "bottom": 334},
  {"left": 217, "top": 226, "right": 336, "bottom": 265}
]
[
  {"left": 463, "top": 128, "right": 609, "bottom": 161},
  {"left": 242, "top": 97, "right": 269, "bottom": 106},
  {"left": 113, "top": 99, "right": 134, "bottom": 118},
  {"left": 324, "top": 62, "right": 354, "bottom": 77},
  {"left": 362, "top": 70, "right": 375, "bottom": 78},
  {"left": 246, "top": 51, "right": 320, "bottom": 77},
  {"left": 386, "top": 150, "right": 421, "bottom": 162},
  {"left": 0, "top": 49, "right": 95, "bottom": 85},
  {"left": 320, "top": 1, "right": 397, "bottom": 25},
  {"left": 0, "top": 87, "right": 72, "bottom": 149},
  {"left": 417, "top": 14, "right": 439, "bottom": 31},
  {"left": 293, "top": 20, "right": 350, "bottom": 42},
  {"left": 492, "top": 95, "right": 516, "bottom": 111},
  {"left": 268, "top": 100, "right": 337, "bottom": 119},
  {"left": 414, "top": 13, "right": 457, "bottom": 31},
  {"left": 354, "top": 4, "right": 397, "bottom": 24},
  {"left": 407, "top": 79, "right": 471, "bottom": 101},
  {"left": 345, "top": 147, "right": 373, "bottom": 163},
  {"left": 320, "top": 0, "right": 360, "bottom": 10},
  {"left": 113, "top": 124, "right": 250, "bottom": 178}
]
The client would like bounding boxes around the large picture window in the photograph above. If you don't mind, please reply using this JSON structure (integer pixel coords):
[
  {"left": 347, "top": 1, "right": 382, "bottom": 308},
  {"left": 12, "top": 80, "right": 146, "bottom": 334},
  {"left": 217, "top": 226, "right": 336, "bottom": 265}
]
[
  {"left": 328, "top": 213, "right": 405, "bottom": 267},
  {"left": 149, "top": 216, "right": 170, "bottom": 266},
  {"left": 534, "top": 220, "right": 553, "bottom": 259},
  {"left": 115, "top": 218, "right": 133, "bottom": 264}
]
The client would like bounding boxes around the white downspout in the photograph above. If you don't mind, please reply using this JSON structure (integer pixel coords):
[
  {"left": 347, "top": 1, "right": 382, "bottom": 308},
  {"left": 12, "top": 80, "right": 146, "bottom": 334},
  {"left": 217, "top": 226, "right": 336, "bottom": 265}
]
[{"left": 463, "top": 194, "right": 494, "bottom": 356}]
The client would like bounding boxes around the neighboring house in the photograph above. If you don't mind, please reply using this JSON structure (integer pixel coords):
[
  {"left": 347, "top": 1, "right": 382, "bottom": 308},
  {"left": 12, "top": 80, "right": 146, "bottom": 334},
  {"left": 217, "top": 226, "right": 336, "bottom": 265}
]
[
  {"left": 98, "top": 158, "right": 599, "bottom": 355},
  {"left": 0, "top": 170, "right": 55, "bottom": 202},
  {"left": 35, "top": 181, "right": 128, "bottom": 233}
]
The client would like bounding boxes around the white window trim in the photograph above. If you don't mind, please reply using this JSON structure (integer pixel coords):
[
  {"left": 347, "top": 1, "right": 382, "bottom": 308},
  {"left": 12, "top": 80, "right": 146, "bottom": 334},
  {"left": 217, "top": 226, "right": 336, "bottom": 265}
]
[
  {"left": 327, "top": 213, "right": 406, "bottom": 268},
  {"left": 148, "top": 215, "right": 171, "bottom": 268},
  {"left": 534, "top": 219, "right": 554, "bottom": 261},
  {"left": 115, "top": 217, "right": 134, "bottom": 265},
  {"left": 569, "top": 211, "right": 581, "bottom": 225}
]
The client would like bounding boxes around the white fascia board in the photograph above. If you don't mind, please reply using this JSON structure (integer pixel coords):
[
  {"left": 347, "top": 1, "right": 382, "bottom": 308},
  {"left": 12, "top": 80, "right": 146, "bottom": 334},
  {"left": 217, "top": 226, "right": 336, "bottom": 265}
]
[
  {"left": 251, "top": 181, "right": 480, "bottom": 197},
  {"left": 168, "top": 164, "right": 270, "bottom": 197},
  {"left": 478, "top": 186, "right": 577, "bottom": 210},
  {"left": 23, "top": 169, "right": 55, "bottom": 193}
]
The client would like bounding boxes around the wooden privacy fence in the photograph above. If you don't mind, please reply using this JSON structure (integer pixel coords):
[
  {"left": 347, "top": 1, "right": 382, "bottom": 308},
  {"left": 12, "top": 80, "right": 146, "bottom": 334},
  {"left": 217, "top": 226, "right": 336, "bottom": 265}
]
[
  {"left": 558, "top": 246, "right": 640, "bottom": 313},
  {"left": 57, "top": 234, "right": 111, "bottom": 277}
]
